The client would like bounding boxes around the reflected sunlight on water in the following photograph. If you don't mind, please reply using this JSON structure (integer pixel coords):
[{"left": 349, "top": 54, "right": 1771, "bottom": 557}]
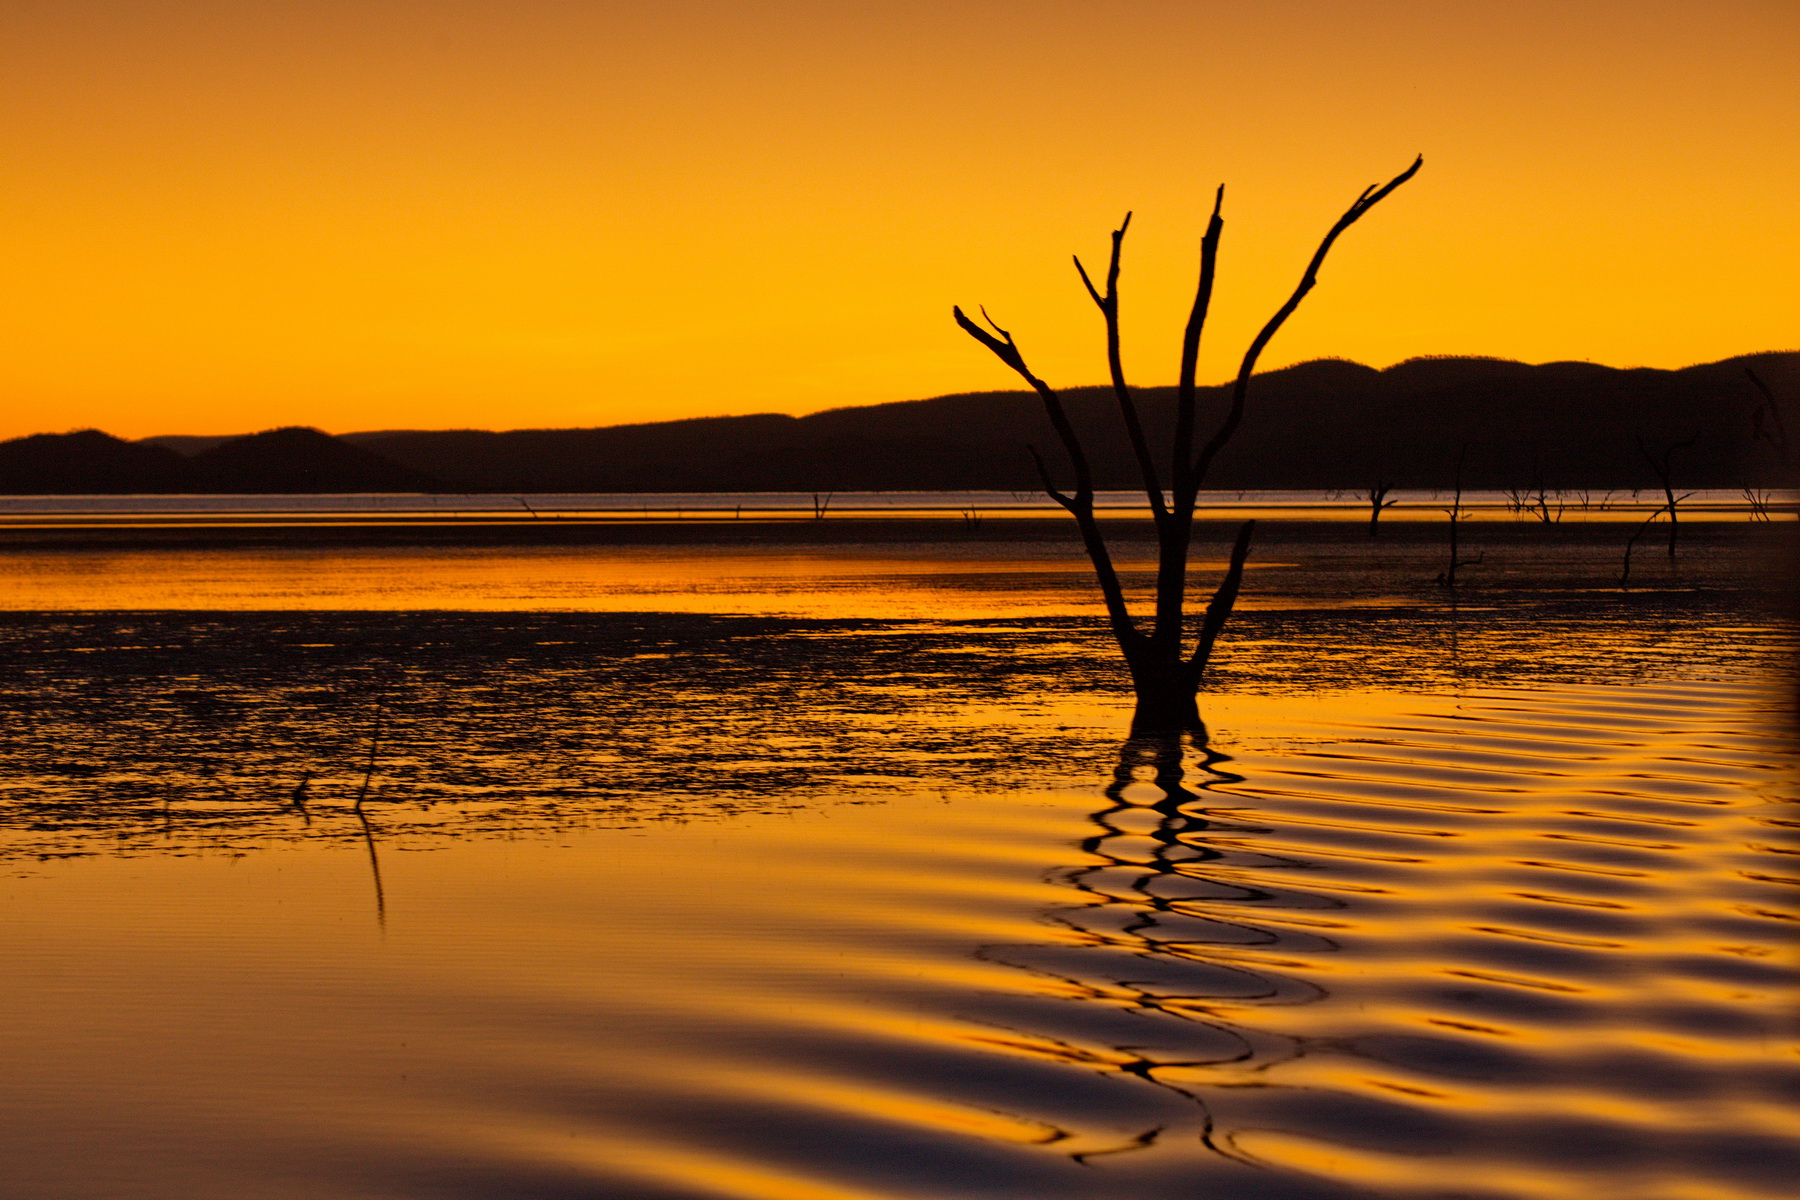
[
  {"left": 0, "top": 527, "right": 1787, "bottom": 617},
  {"left": 0, "top": 537, "right": 1792, "bottom": 1199},
  {"left": 0, "top": 545, "right": 1218, "bottom": 617},
  {"left": 1, "top": 684, "right": 1792, "bottom": 1200}
]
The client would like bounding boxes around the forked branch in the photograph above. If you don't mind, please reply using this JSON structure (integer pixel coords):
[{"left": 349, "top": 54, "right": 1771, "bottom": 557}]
[
  {"left": 953, "top": 305, "right": 1095, "bottom": 502},
  {"left": 954, "top": 304, "right": 1138, "bottom": 644},
  {"left": 1190, "top": 155, "right": 1423, "bottom": 494},
  {"left": 1172, "top": 187, "right": 1226, "bottom": 490},
  {"left": 1637, "top": 432, "right": 1700, "bottom": 560},
  {"left": 1189, "top": 520, "right": 1256, "bottom": 670},
  {"left": 1747, "top": 367, "right": 1790, "bottom": 459},
  {"left": 1075, "top": 213, "right": 1166, "bottom": 518}
]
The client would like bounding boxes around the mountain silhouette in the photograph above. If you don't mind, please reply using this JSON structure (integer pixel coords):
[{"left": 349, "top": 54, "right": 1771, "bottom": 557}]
[
  {"left": 0, "top": 426, "right": 438, "bottom": 494},
  {"left": 5, "top": 353, "right": 1795, "bottom": 494},
  {"left": 139, "top": 435, "right": 234, "bottom": 456},
  {"left": 346, "top": 352, "right": 1799, "bottom": 492},
  {"left": 0, "top": 430, "right": 193, "bottom": 494},
  {"left": 185, "top": 427, "right": 440, "bottom": 492}
]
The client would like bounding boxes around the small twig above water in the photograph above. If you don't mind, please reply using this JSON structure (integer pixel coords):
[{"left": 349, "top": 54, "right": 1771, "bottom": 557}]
[{"left": 352, "top": 695, "right": 387, "bottom": 928}]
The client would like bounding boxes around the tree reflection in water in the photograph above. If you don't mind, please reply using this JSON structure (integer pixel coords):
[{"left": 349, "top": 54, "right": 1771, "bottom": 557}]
[{"left": 976, "top": 727, "right": 1339, "bottom": 1172}]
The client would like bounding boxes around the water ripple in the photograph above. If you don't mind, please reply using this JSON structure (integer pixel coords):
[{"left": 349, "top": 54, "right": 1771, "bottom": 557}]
[
  {"left": 0, "top": 665, "right": 1793, "bottom": 1197},
  {"left": 393, "top": 680, "right": 1791, "bottom": 1200}
]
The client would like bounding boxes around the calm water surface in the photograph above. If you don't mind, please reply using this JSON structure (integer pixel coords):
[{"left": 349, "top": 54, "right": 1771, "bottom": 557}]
[{"left": 0, "top": 538, "right": 1793, "bottom": 1199}]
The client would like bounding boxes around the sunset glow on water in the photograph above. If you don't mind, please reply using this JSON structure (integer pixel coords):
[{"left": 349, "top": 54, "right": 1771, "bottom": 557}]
[
  {"left": 0, "top": 526, "right": 1792, "bottom": 1200},
  {"left": 5, "top": 683, "right": 1793, "bottom": 1200}
]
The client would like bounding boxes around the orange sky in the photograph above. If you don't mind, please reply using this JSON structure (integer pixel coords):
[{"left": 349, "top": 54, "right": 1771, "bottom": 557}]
[{"left": 1, "top": 0, "right": 1794, "bottom": 439}]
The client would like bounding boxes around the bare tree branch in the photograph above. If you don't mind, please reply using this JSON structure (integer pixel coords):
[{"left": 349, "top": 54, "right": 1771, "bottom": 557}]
[
  {"left": 1437, "top": 445, "right": 1482, "bottom": 588},
  {"left": 953, "top": 305, "right": 1097, "bottom": 502},
  {"left": 1172, "top": 186, "right": 1225, "bottom": 491},
  {"left": 1075, "top": 214, "right": 1166, "bottom": 520},
  {"left": 1747, "top": 367, "right": 1790, "bottom": 458},
  {"left": 1151, "top": 186, "right": 1228, "bottom": 658},
  {"left": 1073, "top": 255, "right": 1105, "bottom": 309},
  {"left": 1025, "top": 444, "right": 1073, "bottom": 508},
  {"left": 1069, "top": 513, "right": 1143, "bottom": 648},
  {"left": 1637, "top": 432, "right": 1700, "bottom": 560},
  {"left": 1366, "top": 478, "right": 1397, "bottom": 536},
  {"left": 1191, "top": 155, "right": 1423, "bottom": 492},
  {"left": 1190, "top": 520, "right": 1256, "bottom": 671},
  {"left": 954, "top": 304, "right": 1138, "bottom": 644}
]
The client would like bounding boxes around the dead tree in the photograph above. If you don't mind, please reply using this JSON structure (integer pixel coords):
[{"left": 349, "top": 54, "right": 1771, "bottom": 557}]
[
  {"left": 1436, "top": 446, "right": 1483, "bottom": 588},
  {"left": 1365, "top": 479, "right": 1398, "bottom": 536},
  {"left": 1619, "top": 502, "right": 1668, "bottom": 587},
  {"left": 955, "top": 158, "right": 1421, "bottom": 733},
  {"left": 1747, "top": 367, "right": 1790, "bottom": 462},
  {"left": 1636, "top": 433, "right": 1698, "bottom": 560}
]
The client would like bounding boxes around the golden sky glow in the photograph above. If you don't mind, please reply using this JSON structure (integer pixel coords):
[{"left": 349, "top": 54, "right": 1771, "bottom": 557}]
[{"left": 2, "top": 0, "right": 1795, "bottom": 438}]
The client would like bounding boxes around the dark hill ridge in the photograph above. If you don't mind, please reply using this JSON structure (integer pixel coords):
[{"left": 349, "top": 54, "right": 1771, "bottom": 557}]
[
  {"left": 186, "top": 426, "right": 439, "bottom": 493},
  {"left": 139, "top": 435, "right": 233, "bottom": 456},
  {"left": 8, "top": 352, "right": 1797, "bottom": 494},
  {"left": 0, "top": 430, "right": 193, "bottom": 494},
  {"left": 0, "top": 427, "right": 436, "bottom": 495},
  {"left": 344, "top": 352, "right": 1800, "bottom": 491}
]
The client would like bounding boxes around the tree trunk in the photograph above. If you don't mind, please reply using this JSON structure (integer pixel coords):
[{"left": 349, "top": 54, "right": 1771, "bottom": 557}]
[{"left": 1125, "top": 655, "right": 1204, "bottom": 735}]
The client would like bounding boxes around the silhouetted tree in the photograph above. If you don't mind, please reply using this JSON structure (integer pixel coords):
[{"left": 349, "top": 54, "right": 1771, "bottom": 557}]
[
  {"left": 1435, "top": 446, "right": 1482, "bottom": 588},
  {"left": 1746, "top": 367, "right": 1790, "bottom": 464},
  {"left": 956, "top": 158, "right": 1422, "bottom": 732},
  {"left": 1636, "top": 433, "right": 1698, "bottom": 560},
  {"left": 1618, "top": 503, "right": 1668, "bottom": 587},
  {"left": 1365, "top": 478, "right": 1398, "bottom": 536}
]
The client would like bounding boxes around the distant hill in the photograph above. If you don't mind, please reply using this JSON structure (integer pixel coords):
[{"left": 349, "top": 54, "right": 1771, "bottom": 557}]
[
  {"left": 140, "top": 435, "right": 234, "bottom": 456},
  {"left": 0, "top": 427, "right": 438, "bottom": 494},
  {"left": 346, "top": 352, "right": 1800, "bottom": 491},
  {"left": 7, "top": 353, "right": 1797, "bottom": 494},
  {"left": 0, "top": 430, "right": 193, "bottom": 494},
  {"left": 185, "top": 426, "right": 439, "bottom": 492}
]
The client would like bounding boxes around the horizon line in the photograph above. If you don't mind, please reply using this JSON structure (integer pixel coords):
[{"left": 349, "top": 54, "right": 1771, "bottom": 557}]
[{"left": 12, "top": 348, "right": 1796, "bottom": 445}]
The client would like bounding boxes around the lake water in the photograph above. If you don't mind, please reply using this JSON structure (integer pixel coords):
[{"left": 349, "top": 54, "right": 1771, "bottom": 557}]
[{"left": 0, "top": 529, "right": 1793, "bottom": 1199}]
